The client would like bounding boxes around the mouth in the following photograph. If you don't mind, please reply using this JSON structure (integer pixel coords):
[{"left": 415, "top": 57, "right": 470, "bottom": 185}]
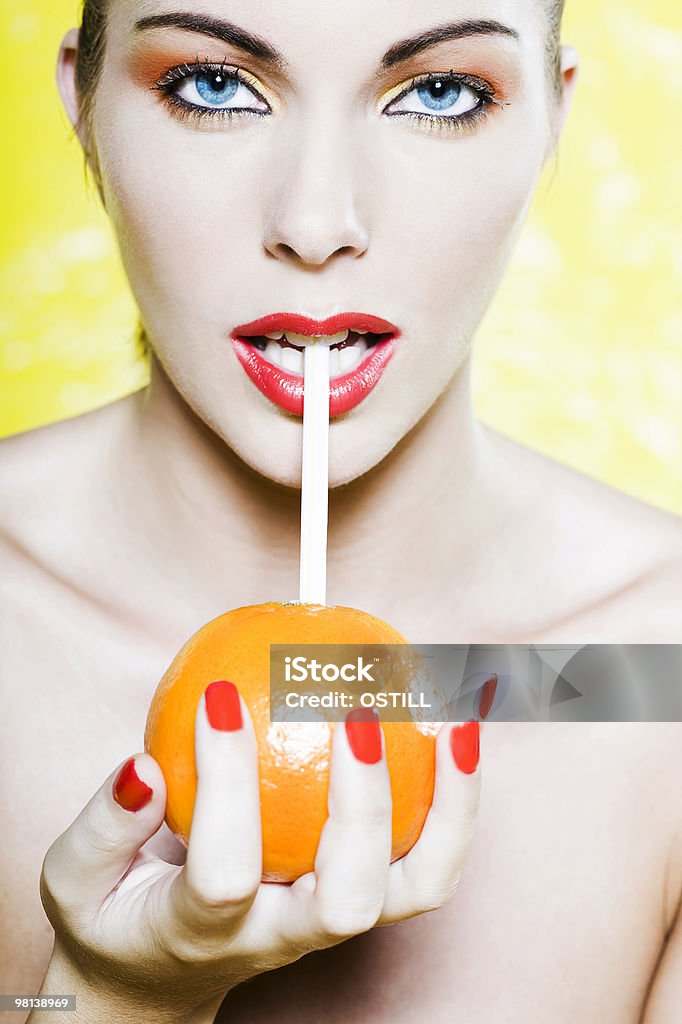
[
  {"left": 229, "top": 312, "right": 400, "bottom": 417},
  {"left": 243, "top": 327, "right": 389, "bottom": 376}
]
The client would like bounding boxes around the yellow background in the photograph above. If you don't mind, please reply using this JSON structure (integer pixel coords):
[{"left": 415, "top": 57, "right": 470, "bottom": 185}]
[{"left": 1, "top": 2, "right": 681, "bottom": 514}]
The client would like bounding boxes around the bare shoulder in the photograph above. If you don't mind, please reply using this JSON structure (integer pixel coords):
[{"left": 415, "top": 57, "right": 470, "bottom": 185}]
[
  {"left": 562, "top": 467, "right": 682, "bottom": 638},
  {"left": 554, "top": 468, "right": 682, "bottom": 639},
  {"left": 0, "top": 404, "right": 113, "bottom": 517},
  {"left": 496, "top": 426, "right": 682, "bottom": 551},
  {"left": 0, "top": 401, "right": 144, "bottom": 648},
  {"left": 0, "top": 399, "right": 136, "bottom": 558},
  {"left": 486, "top": 428, "right": 682, "bottom": 639}
]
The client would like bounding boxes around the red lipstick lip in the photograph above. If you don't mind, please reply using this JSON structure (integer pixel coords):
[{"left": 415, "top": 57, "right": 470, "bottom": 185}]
[
  {"left": 228, "top": 311, "right": 400, "bottom": 418},
  {"left": 232, "top": 311, "right": 400, "bottom": 338}
]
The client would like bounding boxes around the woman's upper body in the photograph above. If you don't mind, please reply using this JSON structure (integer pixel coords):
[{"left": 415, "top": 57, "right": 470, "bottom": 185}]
[
  {"left": 2, "top": 381, "right": 682, "bottom": 1022},
  {"left": 3, "top": 0, "right": 682, "bottom": 1018}
]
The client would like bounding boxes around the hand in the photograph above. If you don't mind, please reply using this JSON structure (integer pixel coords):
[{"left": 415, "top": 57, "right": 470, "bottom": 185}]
[{"left": 39, "top": 688, "right": 481, "bottom": 1019}]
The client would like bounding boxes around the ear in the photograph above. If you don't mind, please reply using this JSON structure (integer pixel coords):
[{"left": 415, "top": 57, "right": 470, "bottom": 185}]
[
  {"left": 555, "top": 44, "right": 580, "bottom": 134},
  {"left": 56, "top": 27, "right": 106, "bottom": 202},
  {"left": 545, "top": 43, "right": 579, "bottom": 157},
  {"left": 56, "top": 29, "right": 86, "bottom": 142}
]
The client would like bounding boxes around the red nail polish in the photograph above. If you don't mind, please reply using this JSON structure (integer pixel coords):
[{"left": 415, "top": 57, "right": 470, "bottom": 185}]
[
  {"left": 113, "top": 757, "right": 153, "bottom": 812},
  {"left": 345, "top": 707, "right": 382, "bottom": 764},
  {"left": 205, "top": 680, "right": 243, "bottom": 731},
  {"left": 450, "top": 721, "right": 480, "bottom": 774},
  {"left": 478, "top": 674, "right": 498, "bottom": 720}
]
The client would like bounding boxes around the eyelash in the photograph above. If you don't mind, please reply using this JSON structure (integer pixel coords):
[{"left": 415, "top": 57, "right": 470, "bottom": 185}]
[
  {"left": 383, "top": 71, "right": 501, "bottom": 134},
  {"left": 153, "top": 59, "right": 269, "bottom": 122},
  {"left": 152, "top": 61, "right": 504, "bottom": 133}
]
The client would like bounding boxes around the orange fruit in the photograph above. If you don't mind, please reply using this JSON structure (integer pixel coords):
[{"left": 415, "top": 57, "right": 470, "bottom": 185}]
[{"left": 144, "top": 602, "right": 437, "bottom": 882}]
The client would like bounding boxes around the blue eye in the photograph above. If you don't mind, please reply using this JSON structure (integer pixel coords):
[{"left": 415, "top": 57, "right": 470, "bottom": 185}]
[
  {"left": 385, "top": 74, "right": 492, "bottom": 124},
  {"left": 194, "top": 71, "right": 239, "bottom": 106},
  {"left": 156, "top": 63, "right": 270, "bottom": 117},
  {"left": 416, "top": 80, "right": 462, "bottom": 111}
]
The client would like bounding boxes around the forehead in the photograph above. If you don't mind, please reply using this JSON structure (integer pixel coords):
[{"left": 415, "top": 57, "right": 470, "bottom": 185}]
[{"left": 113, "top": 0, "right": 546, "bottom": 69}]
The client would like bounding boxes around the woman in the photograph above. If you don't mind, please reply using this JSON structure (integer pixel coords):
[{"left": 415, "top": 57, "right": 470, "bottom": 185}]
[{"left": 2, "top": 0, "right": 682, "bottom": 1020}]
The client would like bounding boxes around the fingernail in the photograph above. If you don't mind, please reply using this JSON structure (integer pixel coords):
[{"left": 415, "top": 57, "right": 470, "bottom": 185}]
[
  {"left": 477, "top": 674, "right": 498, "bottom": 720},
  {"left": 113, "top": 757, "right": 153, "bottom": 812},
  {"left": 345, "top": 707, "right": 382, "bottom": 764},
  {"left": 205, "top": 680, "right": 243, "bottom": 731},
  {"left": 450, "top": 720, "right": 480, "bottom": 774}
]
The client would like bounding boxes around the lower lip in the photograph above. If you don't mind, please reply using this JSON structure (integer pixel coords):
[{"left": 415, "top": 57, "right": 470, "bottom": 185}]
[{"left": 230, "top": 337, "right": 399, "bottom": 417}]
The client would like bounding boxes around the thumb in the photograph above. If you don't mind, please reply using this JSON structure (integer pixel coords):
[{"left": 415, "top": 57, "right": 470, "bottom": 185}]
[{"left": 44, "top": 754, "right": 166, "bottom": 917}]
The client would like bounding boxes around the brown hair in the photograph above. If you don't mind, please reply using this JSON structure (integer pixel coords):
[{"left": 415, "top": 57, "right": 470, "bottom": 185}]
[
  {"left": 74, "top": 1, "right": 107, "bottom": 139},
  {"left": 546, "top": 0, "right": 566, "bottom": 101}
]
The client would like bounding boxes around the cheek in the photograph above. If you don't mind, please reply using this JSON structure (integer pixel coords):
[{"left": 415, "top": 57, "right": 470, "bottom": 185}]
[
  {"left": 374, "top": 106, "right": 547, "bottom": 328},
  {"left": 93, "top": 102, "right": 269, "bottom": 319}
]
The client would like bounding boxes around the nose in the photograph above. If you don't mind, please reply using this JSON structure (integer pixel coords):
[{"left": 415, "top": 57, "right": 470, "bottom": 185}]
[{"left": 262, "top": 121, "right": 369, "bottom": 267}]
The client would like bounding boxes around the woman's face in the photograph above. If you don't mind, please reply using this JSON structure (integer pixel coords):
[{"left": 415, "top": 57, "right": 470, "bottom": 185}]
[{"left": 63, "top": 0, "right": 569, "bottom": 488}]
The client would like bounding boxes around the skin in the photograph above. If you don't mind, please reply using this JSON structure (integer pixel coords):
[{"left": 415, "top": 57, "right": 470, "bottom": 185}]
[
  {"left": 88, "top": 1, "right": 558, "bottom": 492},
  {"left": 2, "top": 0, "right": 682, "bottom": 1021}
]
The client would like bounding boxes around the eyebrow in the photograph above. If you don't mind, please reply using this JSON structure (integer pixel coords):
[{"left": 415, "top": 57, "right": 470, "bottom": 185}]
[
  {"left": 381, "top": 19, "right": 520, "bottom": 67},
  {"left": 134, "top": 12, "right": 286, "bottom": 67},
  {"left": 133, "top": 13, "right": 519, "bottom": 74}
]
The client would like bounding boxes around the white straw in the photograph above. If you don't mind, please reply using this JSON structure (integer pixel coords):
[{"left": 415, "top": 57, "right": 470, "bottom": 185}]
[{"left": 299, "top": 340, "right": 330, "bottom": 605}]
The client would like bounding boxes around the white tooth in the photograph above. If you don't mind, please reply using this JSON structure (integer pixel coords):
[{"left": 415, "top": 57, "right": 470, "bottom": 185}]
[
  {"left": 264, "top": 340, "right": 283, "bottom": 367},
  {"left": 265, "top": 330, "right": 285, "bottom": 340},
  {"left": 325, "top": 330, "right": 349, "bottom": 345},
  {"left": 329, "top": 348, "right": 341, "bottom": 378},
  {"left": 280, "top": 346, "right": 304, "bottom": 374},
  {"left": 354, "top": 328, "right": 368, "bottom": 335},
  {"left": 284, "top": 331, "right": 312, "bottom": 346},
  {"left": 338, "top": 340, "right": 367, "bottom": 374},
  {"left": 284, "top": 329, "right": 349, "bottom": 346}
]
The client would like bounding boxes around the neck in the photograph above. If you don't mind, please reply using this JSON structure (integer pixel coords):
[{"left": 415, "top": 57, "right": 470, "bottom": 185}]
[{"left": 115, "top": 352, "right": 507, "bottom": 636}]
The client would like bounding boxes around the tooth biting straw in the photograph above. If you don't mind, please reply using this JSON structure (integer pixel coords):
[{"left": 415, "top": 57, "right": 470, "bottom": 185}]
[{"left": 299, "top": 338, "right": 330, "bottom": 605}]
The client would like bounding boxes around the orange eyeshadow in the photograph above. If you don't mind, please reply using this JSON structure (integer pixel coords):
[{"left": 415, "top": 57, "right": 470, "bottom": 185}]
[
  {"left": 375, "top": 41, "right": 522, "bottom": 100},
  {"left": 127, "top": 35, "right": 250, "bottom": 88}
]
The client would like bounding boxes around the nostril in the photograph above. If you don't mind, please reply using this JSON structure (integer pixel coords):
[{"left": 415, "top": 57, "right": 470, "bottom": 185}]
[
  {"left": 268, "top": 241, "right": 361, "bottom": 266},
  {"left": 263, "top": 226, "right": 369, "bottom": 267},
  {"left": 279, "top": 243, "right": 299, "bottom": 261},
  {"left": 264, "top": 241, "right": 301, "bottom": 264},
  {"left": 337, "top": 244, "right": 365, "bottom": 259}
]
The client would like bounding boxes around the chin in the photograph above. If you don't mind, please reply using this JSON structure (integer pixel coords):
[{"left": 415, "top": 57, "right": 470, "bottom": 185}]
[{"left": 224, "top": 422, "right": 394, "bottom": 492}]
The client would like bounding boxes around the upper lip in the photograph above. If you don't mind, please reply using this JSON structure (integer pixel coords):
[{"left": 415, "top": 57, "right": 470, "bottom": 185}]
[{"left": 232, "top": 312, "right": 400, "bottom": 340}]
